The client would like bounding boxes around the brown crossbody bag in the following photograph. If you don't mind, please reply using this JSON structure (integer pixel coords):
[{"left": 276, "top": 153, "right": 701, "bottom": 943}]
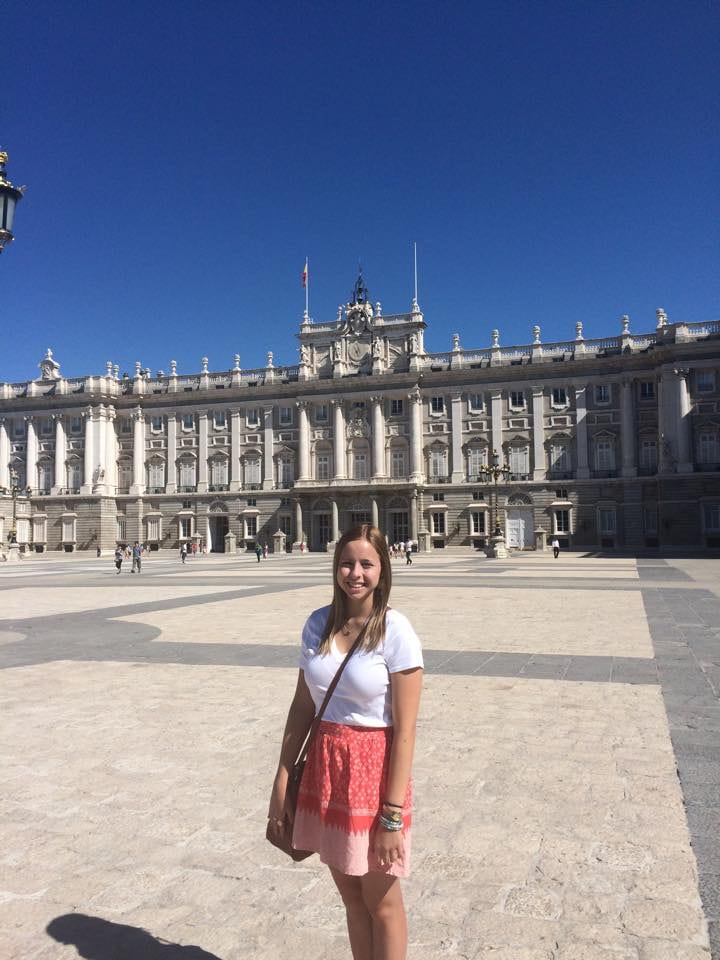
[{"left": 266, "top": 619, "right": 370, "bottom": 861}]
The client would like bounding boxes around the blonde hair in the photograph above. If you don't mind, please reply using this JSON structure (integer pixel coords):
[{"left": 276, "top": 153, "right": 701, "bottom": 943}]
[{"left": 319, "top": 524, "right": 392, "bottom": 654}]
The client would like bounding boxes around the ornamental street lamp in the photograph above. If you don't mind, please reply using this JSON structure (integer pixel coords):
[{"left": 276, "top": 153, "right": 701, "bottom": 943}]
[
  {"left": 7, "top": 466, "right": 30, "bottom": 545},
  {"left": 0, "top": 151, "right": 26, "bottom": 254},
  {"left": 478, "top": 449, "right": 511, "bottom": 557}
]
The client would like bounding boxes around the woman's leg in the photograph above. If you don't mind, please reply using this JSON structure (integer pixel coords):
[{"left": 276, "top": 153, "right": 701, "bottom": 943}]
[
  {"left": 360, "top": 873, "right": 407, "bottom": 960},
  {"left": 330, "top": 867, "right": 373, "bottom": 960}
]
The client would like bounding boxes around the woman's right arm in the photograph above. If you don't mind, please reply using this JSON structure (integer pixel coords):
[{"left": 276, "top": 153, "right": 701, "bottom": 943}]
[{"left": 268, "top": 669, "right": 316, "bottom": 823}]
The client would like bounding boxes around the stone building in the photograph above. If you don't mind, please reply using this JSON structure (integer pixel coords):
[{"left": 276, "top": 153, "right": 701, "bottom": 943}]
[{"left": 1, "top": 276, "right": 719, "bottom": 554}]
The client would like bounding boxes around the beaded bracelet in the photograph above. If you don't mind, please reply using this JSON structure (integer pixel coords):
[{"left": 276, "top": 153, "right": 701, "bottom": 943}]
[
  {"left": 381, "top": 809, "right": 402, "bottom": 824},
  {"left": 379, "top": 814, "right": 403, "bottom": 832},
  {"left": 383, "top": 800, "right": 403, "bottom": 809}
]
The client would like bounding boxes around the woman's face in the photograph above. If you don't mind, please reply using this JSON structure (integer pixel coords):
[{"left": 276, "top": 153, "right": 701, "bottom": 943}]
[{"left": 337, "top": 538, "right": 382, "bottom": 607}]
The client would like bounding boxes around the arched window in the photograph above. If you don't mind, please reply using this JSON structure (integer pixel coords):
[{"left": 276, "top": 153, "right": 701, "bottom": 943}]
[
  {"left": 244, "top": 455, "right": 261, "bottom": 487},
  {"left": 178, "top": 457, "right": 197, "bottom": 491},
  {"left": 209, "top": 456, "right": 228, "bottom": 488},
  {"left": 65, "top": 459, "right": 81, "bottom": 491},
  {"left": 117, "top": 460, "right": 133, "bottom": 492},
  {"left": 37, "top": 460, "right": 53, "bottom": 492},
  {"left": 147, "top": 458, "right": 166, "bottom": 491}
]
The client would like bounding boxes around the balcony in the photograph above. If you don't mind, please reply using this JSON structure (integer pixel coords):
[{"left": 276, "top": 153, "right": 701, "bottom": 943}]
[
  {"left": 593, "top": 470, "right": 619, "bottom": 479},
  {"left": 429, "top": 475, "right": 451, "bottom": 484},
  {"left": 178, "top": 485, "right": 197, "bottom": 493},
  {"left": 278, "top": 480, "right": 295, "bottom": 489},
  {"left": 148, "top": 487, "right": 165, "bottom": 494},
  {"left": 245, "top": 483, "right": 262, "bottom": 491},
  {"left": 509, "top": 473, "right": 532, "bottom": 482},
  {"left": 548, "top": 470, "right": 573, "bottom": 480},
  {"left": 208, "top": 484, "right": 230, "bottom": 492}
]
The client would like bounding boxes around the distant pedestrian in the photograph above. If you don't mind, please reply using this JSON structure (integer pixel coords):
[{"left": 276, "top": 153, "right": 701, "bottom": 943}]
[
  {"left": 551, "top": 537, "right": 560, "bottom": 559},
  {"left": 263, "top": 543, "right": 269, "bottom": 560},
  {"left": 180, "top": 543, "right": 187, "bottom": 564},
  {"left": 131, "top": 541, "right": 142, "bottom": 573},
  {"left": 255, "top": 543, "right": 262, "bottom": 563},
  {"left": 114, "top": 546, "right": 123, "bottom": 574},
  {"left": 192, "top": 542, "right": 197, "bottom": 558},
  {"left": 405, "top": 541, "right": 413, "bottom": 565}
]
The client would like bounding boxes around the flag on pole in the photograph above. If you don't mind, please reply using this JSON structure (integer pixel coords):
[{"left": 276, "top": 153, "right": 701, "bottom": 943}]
[{"left": 301, "top": 260, "right": 308, "bottom": 288}]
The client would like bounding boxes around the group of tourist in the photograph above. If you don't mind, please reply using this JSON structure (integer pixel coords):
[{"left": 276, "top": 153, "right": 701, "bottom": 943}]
[
  {"left": 113, "top": 542, "right": 144, "bottom": 574},
  {"left": 389, "top": 540, "right": 415, "bottom": 565}
]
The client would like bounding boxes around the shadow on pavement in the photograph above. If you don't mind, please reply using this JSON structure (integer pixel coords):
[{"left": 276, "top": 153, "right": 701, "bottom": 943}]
[{"left": 46, "top": 913, "right": 223, "bottom": 959}]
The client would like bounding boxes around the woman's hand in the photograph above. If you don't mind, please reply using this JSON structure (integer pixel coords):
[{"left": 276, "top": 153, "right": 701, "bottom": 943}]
[
  {"left": 374, "top": 826, "right": 405, "bottom": 868},
  {"left": 267, "top": 770, "right": 289, "bottom": 836}
]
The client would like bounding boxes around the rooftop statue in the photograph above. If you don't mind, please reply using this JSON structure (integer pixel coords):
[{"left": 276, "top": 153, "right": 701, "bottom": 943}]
[{"left": 39, "top": 348, "right": 61, "bottom": 381}]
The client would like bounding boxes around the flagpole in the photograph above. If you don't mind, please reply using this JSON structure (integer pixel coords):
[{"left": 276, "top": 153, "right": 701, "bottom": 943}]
[
  {"left": 412, "top": 241, "right": 418, "bottom": 308},
  {"left": 305, "top": 257, "right": 309, "bottom": 317}
]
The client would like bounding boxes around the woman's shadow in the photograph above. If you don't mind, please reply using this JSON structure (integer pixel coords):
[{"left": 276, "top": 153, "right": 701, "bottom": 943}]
[{"left": 46, "top": 913, "right": 223, "bottom": 959}]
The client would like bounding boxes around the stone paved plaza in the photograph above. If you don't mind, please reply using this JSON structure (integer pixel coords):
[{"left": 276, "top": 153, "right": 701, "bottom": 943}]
[{"left": 1, "top": 550, "right": 719, "bottom": 960}]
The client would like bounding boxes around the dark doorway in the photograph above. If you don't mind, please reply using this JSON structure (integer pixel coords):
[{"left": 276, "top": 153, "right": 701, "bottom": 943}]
[
  {"left": 209, "top": 516, "right": 229, "bottom": 552},
  {"left": 389, "top": 511, "right": 409, "bottom": 544}
]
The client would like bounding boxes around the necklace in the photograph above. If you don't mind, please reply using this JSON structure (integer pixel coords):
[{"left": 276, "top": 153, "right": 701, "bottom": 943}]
[{"left": 341, "top": 621, "right": 351, "bottom": 636}]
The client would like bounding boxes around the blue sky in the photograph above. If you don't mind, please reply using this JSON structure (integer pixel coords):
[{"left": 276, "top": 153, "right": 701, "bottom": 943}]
[{"left": 2, "top": 0, "right": 718, "bottom": 381}]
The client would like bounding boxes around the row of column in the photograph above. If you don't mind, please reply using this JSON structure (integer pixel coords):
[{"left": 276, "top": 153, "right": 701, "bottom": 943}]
[
  {"left": 0, "top": 372, "right": 695, "bottom": 495},
  {"left": 292, "top": 490, "right": 420, "bottom": 547}
]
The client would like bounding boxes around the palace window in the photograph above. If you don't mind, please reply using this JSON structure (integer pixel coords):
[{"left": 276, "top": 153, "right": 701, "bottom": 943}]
[
  {"left": 468, "top": 393, "right": 483, "bottom": 412},
  {"left": 508, "top": 445, "right": 529, "bottom": 476},
  {"left": 697, "top": 371, "right": 716, "bottom": 394},
  {"left": 552, "top": 388, "right": 568, "bottom": 407},
  {"left": 510, "top": 391, "right": 525, "bottom": 409},
  {"left": 639, "top": 381, "right": 655, "bottom": 400},
  {"left": 117, "top": 517, "right": 127, "bottom": 542},
  {"left": 433, "top": 492, "right": 445, "bottom": 502},
  {"left": 213, "top": 410, "right": 227, "bottom": 429},
  {"left": 550, "top": 442, "right": 570, "bottom": 472},
  {"left": 595, "top": 384, "right": 610, "bottom": 404},
  {"left": 279, "top": 407, "right": 293, "bottom": 426},
  {"left": 62, "top": 517, "right": 76, "bottom": 542},
  {"left": 391, "top": 449, "right": 406, "bottom": 478},
  {"left": 179, "top": 517, "right": 192, "bottom": 540},
  {"left": 146, "top": 517, "right": 161, "bottom": 541},
  {"left": 245, "top": 516, "right": 258, "bottom": 538},
  {"left": 703, "top": 503, "right": 720, "bottom": 533},
  {"left": 467, "top": 447, "right": 486, "bottom": 477},
  {"left": 66, "top": 461, "right": 81, "bottom": 490},
  {"left": 698, "top": 432, "right": 720, "bottom": 463},
  {"left": 32, "top": 517, "right": 47, "bottom": 543},
  {"left": 470, "top": 511, "right": 486, "bottom": 535},
  {"left": 150, "top": 416, "right": 163, "bottom": 433},
  {"left": 429, "top": 448, "right": 447, "bottom": 479},
  {"left": 41, "top": 418, "right": 53, "bottom": 436},
  {"left": 37, "top": 462, "right": 52, "bottom": 492},
  {"left": 315, "top": 404, "right": 329, "bottom": 423},
  {"left": 353, "top": 453, "right": 368, "bottom": 481},
  {"left": 244, "top": 458, "right": 261, "bottom": 485},
  {"left": 390, "top": 398, "right": 404, "bottom": 417},
  {"left": 431, "top": 512, "right": 446, "bottom": 535},
  {"left": 148, "top": 461, "right": 165, "bottom": 488},
  {"left": 120, "top": 418, "right": 132, "bottom": 434},
  {"left": 316, "top": 453, "right": 330, "bottom": 481},
  {"left": 210, "top": 458, "right": 228, "bottom": 487},
  {"left": 13, "top": 420, "right": 25, "bottom": 438},
  {"left": 246, "top": 409, "right": 260, "bottom": 428},
  {"left": 643, "top": 506, "right": 658, "bottom": 534},
  {"left": 640, "top": 439, "right": 658, "bottom": 471},
  {"left": 178, "top": 460, "right": 196, "bottom": 488},
  {"left": 430, "top": 396, "right": 444, "bottom": 415},
  {"left": 594, "top": 438, "right": 615, "bottom": 471},
  {"left": 554, "top": 509, "right": 570, "bottom": 533},
  {"left": 117, "top": 461, "right": 132, "bottom": 490},
  {"left": 247, "top": 497, "right": 257, "bottom": 507},
  {"left": 472, "top": 491, "right": 485, "bottom": 501},
  {"left": 555, "top": 488, "right": 569, "bottom": 500},
  {"left": 598, "top": 508, "right": 616, "bottom": 535},
  {"left": 70, "top": 417, "right": 82, "bottom": 434},
  {"left": 278, "top": 456, "right": 294, "bottom": 484},
  {"left": 182, "top": 414, "right": 194, "bottom": 431}
]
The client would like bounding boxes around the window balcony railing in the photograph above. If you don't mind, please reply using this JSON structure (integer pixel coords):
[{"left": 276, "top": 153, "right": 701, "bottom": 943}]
[
  {"left": 178, "top": 485, "right": 197, "bottom": 493},
  {"left": 117, "top": 486, "right": 130, "bottom": 494},
  {"left": 429, "top": 475, "right": 451, "bottom": 483},
  {"left": 467, "top": 473, "right": 486, "bottom": 483},
  {"left": 244, "top": 482, "right": 262, "bottom": 491},
  {"left": 148, "top": 487, "right": 165, "bottom": 494},
  {"left": 510, "top": 472, "right": 532, "bottom": 481},
  {"left": 593, "top": 469, "right": 619, "bottom": 478},
  {"left": 208, "top": 484, "right": 230, "bottom": 491},
  {"left": 548, "top": 470, "right": 573, "bottom": 480},
  {"left": 278, "top": 480, "right": 295, "bottom": 489}
]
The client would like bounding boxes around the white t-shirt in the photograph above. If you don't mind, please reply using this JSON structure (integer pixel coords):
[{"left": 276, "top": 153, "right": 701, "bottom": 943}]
[{"left": 299, "top": 605, "right": 424, "bottom": 727}]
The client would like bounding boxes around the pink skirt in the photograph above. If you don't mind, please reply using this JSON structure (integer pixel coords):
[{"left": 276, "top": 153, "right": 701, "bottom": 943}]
[{"left": 292, "top": 721, "right": 413, "bottom": 877}]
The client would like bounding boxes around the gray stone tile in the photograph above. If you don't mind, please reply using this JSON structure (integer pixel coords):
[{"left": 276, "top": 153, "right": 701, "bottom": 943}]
[
  {"left": 684, "top": 804, "right": 720, "bottom": 839},
  {"left": 700, "top": 874, "right": 720, "bottom": 919},
  {"left": 678, "top": 758, "right": 720, "bottom": 784}
]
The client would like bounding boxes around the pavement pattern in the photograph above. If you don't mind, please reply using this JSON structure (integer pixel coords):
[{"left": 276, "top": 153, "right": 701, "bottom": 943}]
[{"left": 1, "top": 549, "right": 719, "bottom": 960}]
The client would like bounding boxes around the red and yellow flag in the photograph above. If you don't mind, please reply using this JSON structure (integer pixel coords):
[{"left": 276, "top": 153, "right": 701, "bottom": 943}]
[{"left": 301, "top": 260, "right": 308, "bottom": 288}]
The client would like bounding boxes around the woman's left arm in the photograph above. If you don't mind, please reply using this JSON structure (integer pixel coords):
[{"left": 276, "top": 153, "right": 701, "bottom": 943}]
[{"left": 374, "top": 666, "right": 423, "bottom": 865}]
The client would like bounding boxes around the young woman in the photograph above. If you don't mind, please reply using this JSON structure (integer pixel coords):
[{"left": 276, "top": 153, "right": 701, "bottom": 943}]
[{"left": 268, "top": 524, "right": 424, "bottom": 960}]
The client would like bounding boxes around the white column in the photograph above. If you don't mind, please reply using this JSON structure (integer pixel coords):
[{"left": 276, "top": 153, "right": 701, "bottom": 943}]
[
  {"left": 95, "top": 407, "right": 107, "bottom": 493},
  {"left": 532, "top": 388, "right": 545, "bottom": 481},
  {"left": 371, "top": 396, "right": 386, "bottom": 479},
  {"left": 52, "top": 415, "right": 65, "bottom": 493},
  {"left": 621, "top": 379, "right": 636, "bottom": 477},
  {"left": 197, "top": 411, "right": 208, "bottom": 492},
  {"left": 409, "top": 389, "right": 423, "bottom": 482},
  {"left": 331, "top": 499, "right": 339, "bottom": 542},
  {"left": 130, "top": 407, "right": 145, "bottom": 495},
  {"left": 332, "top": 400, "right": 346, "bottom": 480},
  {"left": 25, "top": 417, "right": 38, "bottom": 493},
  {"left": 294, "top": 500, "right": 304, "bottom": 547},
  {"left": 490, "top": 391, "right": 503, "bottom": 462},
  {"left": 82, "top": 408, "right": 95, "bottom": 493},
  {"left": 574, "top": 385, "right": 589, "bottom": 479},
  {"left": 0, "top": 418, "right": 9, "bottom": 490},
  {"left": 450, "top": 393, "right": 463, "bottom": 483},
  {"left": 205, "top": 514, "right": 212, "bottom": 552},
  {"left": 263, "top": 406, "right": 274, "bottom": 489},
  {"left": 104, "top": 408, "right": 117, "bottom": 494},
  {"left": 230, "top": 409, "right": 240, "bottom": 491},
  {"left": 410, "top": 489, "right": 418, "bottom": 541},
  {"left": 297, "top": 401, "right": 310, "bottom": 481},
  {"left": 675, "top": 369, "right": 693, "bottom": 473},
  {"left": 371, "top": 497, "right": 379, "bottom": 528},
  {"left": 166, "top": 413, "right": 177, "bottom": 493}
]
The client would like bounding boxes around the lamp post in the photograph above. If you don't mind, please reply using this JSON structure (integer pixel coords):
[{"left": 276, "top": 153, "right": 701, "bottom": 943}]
[
  {"left": 479, "top": 449, "right": 511, "bottom": 557},
  {"left": 0, "top": 152, "right": 25, "bottom": 253},
  {"left": 7, "top": 466, "right": 30, "bottom": 546}
]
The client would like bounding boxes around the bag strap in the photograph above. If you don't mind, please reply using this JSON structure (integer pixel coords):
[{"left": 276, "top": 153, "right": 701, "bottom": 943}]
[{"left": 293, "top": 615, "right": 371, "bottom": 769}]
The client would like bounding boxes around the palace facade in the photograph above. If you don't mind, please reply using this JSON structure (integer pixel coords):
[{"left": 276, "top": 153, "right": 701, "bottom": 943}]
[{"left": 1, "top": 276, "right": 719, "bottom": 554}]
